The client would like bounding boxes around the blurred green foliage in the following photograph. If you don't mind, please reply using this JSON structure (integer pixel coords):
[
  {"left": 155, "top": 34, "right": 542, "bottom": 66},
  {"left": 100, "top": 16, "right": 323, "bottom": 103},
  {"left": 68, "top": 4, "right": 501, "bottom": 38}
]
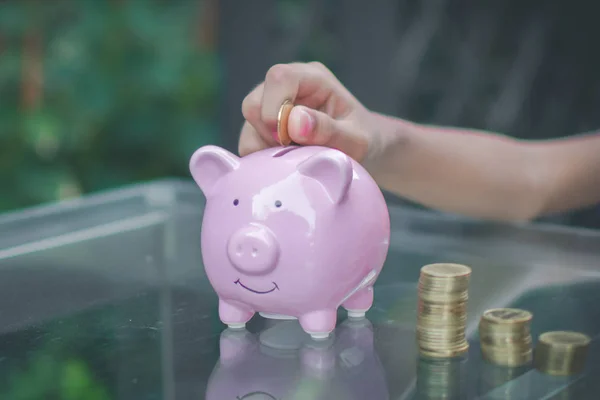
[
  {"left": 3, "top": 354, "right": 110, "bottom": 400},
  {"left": 0, "top": 0, "right": 221, "bottom": 212}
]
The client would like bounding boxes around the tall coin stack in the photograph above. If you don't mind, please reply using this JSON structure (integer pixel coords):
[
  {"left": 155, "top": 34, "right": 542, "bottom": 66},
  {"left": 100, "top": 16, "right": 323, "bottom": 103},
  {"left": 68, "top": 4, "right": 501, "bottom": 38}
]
[
  {"left": 417, "top": 263, "right": 472, "bottom": 358},
  {"left": 479, "top": 308, "right": 533, "bottom": 367}
]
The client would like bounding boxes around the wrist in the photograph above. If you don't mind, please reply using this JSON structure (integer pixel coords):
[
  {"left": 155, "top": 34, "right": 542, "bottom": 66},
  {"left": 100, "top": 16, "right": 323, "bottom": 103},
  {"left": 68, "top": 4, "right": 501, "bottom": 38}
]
[{"left": 362, "top": 111, "right": 414, "bottom": 178}]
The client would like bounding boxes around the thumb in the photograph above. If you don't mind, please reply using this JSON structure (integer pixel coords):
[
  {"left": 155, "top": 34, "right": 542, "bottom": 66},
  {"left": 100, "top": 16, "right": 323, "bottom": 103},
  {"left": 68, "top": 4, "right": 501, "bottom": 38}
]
[
  {"left": 287, "top": 105, "right": 368, "bottom": 161},
  {"left": 287, "top": 105, "right": 340, "bottom": 146}
]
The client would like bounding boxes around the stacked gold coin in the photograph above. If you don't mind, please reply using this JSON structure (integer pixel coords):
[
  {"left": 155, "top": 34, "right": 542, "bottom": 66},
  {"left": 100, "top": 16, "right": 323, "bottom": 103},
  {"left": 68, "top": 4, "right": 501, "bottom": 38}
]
[
  {"left": 534, "top": 331, "right": 591, "bottom": 376},
  {"left": 417, "top": 263, "right": 471, "bottom": 358},
  {"left": 479, "top": 308, "right": 533, "bottom": 367}
]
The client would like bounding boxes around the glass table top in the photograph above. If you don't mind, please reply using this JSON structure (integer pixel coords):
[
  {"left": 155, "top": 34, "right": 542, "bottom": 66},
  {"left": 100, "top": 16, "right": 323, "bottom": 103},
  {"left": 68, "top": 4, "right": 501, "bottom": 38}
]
[{"left": 0, "top": 179, "right": 598, "bottom": 400}]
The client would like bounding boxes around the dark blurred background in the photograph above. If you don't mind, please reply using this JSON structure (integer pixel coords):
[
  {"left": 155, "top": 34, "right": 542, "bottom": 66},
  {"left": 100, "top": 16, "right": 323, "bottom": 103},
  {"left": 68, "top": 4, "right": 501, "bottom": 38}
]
[{"left": 1, "top": 0, "right": 599, "bottom": 227}]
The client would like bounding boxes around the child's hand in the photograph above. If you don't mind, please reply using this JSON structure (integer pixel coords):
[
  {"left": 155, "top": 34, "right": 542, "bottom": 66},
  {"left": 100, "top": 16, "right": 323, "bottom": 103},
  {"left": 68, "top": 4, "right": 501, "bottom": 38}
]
[{"left": 238, "top": 62, "right": 380, "bottom": 164}]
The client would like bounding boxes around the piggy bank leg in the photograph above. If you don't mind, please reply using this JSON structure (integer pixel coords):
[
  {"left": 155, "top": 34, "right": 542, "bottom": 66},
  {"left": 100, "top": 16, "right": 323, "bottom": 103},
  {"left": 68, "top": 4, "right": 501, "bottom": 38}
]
[
  {"left": 299, "top": 310, "right": 337, "bottom": 340},
  {"left": 219, "top": 298, "right": 254, "bottom": 329},
  {"left": 343, "top": 286, "right": 374, "bottom": 319}
]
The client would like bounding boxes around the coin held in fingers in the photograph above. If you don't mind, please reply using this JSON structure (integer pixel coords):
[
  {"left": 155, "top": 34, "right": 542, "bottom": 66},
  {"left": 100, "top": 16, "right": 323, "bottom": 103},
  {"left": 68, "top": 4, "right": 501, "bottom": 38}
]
[{"left": 277, "top": 100, "right": 294, "bottom": 146}]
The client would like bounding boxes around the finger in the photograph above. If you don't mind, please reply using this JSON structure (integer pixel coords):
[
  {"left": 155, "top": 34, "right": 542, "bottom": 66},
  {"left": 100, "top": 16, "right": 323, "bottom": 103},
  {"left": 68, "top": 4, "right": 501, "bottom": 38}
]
[
  {"left": 238, "top": 121, "right": 270, "bottom": 157},
  {"left": 287, "top": 105, "right": 369, "bottom": 162},
  {"left": 241, "top": 83, "right": 279, "bottom": 145},
  {"left": 260, "top": 63, "right": 335, "bottom": 129}
]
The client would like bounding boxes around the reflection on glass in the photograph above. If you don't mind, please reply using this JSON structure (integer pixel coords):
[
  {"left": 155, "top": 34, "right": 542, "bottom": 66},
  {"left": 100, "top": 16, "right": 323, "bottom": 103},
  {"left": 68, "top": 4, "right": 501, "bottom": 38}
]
[
  {"left": 0, "top": 292, "right": 163, "bottom": 399},
  {"left": 416, "top": 355, "right": 467, "bottom": 400},
  {"left": 478, "top": 362, "right": 530, "bottom": 398},
  {"left": 205, "top": 318, "right": 389, "bottom": 400}
]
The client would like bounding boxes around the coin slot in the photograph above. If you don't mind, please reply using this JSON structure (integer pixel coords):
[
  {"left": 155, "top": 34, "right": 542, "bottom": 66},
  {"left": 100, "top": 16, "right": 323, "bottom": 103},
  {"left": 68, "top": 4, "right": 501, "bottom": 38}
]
[{"left": 271, "top": 146, "right": 300, "bottom": 158}]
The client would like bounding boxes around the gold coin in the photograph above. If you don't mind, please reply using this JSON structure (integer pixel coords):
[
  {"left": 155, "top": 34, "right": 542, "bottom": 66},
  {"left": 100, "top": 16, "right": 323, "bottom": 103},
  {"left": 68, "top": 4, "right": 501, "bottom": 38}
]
[
  {"left": 419, "top": 311, "right": 467, "bottom": 321},
  {"left": 419, "top": 275, "right": 470, "bottom": 287},
  {"left": 419, "top": 343, "right": 469, "bottom": 359},
  {"left": 479, "top": 324, "right": 531, "bottom": 335},
  {"left": 479, "top": 326, "right": 531, "bottom": 342},
  {"left": 480, "top": 338, "right": 531, "bottom": 347},
  {"left": 480, "top": 343, "right": 533, "bottom": 355},
  {"left": 418, "top": 292, "right": 469, "bottom": 305},
  {"left": 416, "top": 330, "right": 466, "bottom": 349},
  {"left": 481, "top": 352, "right": 532, "bottom": 368},
  {"left": 418, "top": 285, "right": 469, "bottom": 303},
  {"left": 481, "top": 349, "right": 533, "bottom": 363},
  {"left": 417, "top": 330, "right": 466, "bottom": 343},
  {"left": 479, "top": 322, "right": 531, "bottom": 333},
  {"left": 419, "top": 318, "right": 468, "bottom": 329},
  {"left": 421, "top": 263, "right": 472, "bottom": 279},
  {"left": 418, "top": 331, "right": 468, "bottom": 344},
  {"left": 418, "top": 282, "right": 470, "bottom": 294},
  {"left": 534, "top": 331, "right": 591, "bottom": 376},
  {"left": 418, "top": 301, "right": 467, "bottom": 317},
  {"left": 539, "top": 331, "right": 591, "bottom": 347},
  {"left": 276, "top": 99, "right": 294, "bottom": 145},
  {"left": 481, "top": 308, "right": 532, "bottom": 325}
]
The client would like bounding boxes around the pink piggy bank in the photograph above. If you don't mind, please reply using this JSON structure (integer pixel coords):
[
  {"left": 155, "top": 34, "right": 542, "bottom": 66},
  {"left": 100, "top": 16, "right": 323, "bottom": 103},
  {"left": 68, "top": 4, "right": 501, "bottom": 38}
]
[{"left": 189, "top": 145, "right": 390, "bottom": 339}]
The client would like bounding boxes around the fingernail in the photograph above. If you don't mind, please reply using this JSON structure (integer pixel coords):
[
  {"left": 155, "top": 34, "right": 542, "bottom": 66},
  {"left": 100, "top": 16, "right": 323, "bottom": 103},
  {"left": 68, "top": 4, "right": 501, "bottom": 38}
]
[
  {"left": 299, "top": 108, "right": 315, "bottom": 137},
  {"left": 272, "top": 129, "right": 279, "bottom": 142}
]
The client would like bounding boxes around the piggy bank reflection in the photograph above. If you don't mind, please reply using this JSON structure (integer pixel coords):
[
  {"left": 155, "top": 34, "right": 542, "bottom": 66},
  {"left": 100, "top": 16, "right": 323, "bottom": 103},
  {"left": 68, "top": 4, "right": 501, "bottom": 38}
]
[
  {"left": 189, "top": 145, "right": 390, "bottom": 339},
  {"left": 205, "top": 318, "right": 389, "bottom": 400}
]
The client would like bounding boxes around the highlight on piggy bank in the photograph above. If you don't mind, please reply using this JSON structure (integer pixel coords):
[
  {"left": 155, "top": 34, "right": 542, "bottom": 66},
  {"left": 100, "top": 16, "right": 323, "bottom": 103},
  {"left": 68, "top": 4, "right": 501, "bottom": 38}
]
[
  {"left": 189, "top": 145, "right": 390, "bottom": 339},
  {"left": 204, "top": 319, "right": 389, "bottom": 400}
]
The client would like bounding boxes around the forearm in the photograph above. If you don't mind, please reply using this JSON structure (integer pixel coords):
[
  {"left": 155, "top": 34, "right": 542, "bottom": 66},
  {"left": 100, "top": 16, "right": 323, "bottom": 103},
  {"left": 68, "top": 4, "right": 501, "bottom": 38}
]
[
  {"left": 367, "top": 113, "right": 548, "bottom": 221},
  {"left": 533, "top": 133, "right": 600, "bottom": 215}
]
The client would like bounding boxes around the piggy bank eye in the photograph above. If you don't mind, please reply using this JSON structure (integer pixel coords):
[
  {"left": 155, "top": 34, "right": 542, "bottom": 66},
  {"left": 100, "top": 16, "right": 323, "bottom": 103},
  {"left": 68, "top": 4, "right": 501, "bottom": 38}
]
[
  {"left": 274, "top": 200, "right": 282, "bottom": 208},
  {"left": 233, "top": 199, "right": 239, "bottom": 206}
]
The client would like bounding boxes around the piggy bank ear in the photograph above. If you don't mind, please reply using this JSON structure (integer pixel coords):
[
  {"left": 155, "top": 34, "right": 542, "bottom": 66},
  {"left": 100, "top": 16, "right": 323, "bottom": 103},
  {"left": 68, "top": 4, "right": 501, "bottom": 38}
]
[
  {"left": 189, "top": 145, "right": 240, "bottom": 196},
  {"left": 298, "top": 149, "right": 353, "bottom": 204}
]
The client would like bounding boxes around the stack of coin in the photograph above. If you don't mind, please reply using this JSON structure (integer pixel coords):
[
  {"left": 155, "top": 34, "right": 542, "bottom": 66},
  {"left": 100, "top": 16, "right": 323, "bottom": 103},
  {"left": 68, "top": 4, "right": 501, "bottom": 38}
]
[
  {"left": 417, "top": 263, "right": 471, "bottom": 358},
  {"left": 479, "top": 308, "right": 533, "bottom": 367},
  {"left": 534, "top": 331, "right": 591, "bottom": 376}
]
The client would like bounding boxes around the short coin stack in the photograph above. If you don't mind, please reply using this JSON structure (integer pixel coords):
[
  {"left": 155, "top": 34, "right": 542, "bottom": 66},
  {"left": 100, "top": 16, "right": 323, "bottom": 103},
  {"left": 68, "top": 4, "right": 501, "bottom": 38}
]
[
  {"left": 479, "top": 308, "right": 533, "bottom": 367},
  {"left": 534, "top": 331, "right": 591, "bottom": 376},
  {"left": 417, "top": 263, "right": 471, "bottom": 358}
]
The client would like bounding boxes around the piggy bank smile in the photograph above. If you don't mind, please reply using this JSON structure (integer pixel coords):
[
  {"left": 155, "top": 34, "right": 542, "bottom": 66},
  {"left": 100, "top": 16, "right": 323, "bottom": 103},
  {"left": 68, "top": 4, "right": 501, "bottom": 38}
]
[
  {"left": 234, "top": 279, "right": 279, "bottom": 294},
  {"left": 236, "top": 391, "right": 277, "bottom": 399}
]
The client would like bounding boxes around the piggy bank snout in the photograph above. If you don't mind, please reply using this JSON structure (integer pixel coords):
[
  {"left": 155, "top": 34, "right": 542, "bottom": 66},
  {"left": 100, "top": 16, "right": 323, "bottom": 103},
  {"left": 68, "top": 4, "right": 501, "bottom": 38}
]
[{"left": 227, "top": 225, "right": 279, "bottom": 275}]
